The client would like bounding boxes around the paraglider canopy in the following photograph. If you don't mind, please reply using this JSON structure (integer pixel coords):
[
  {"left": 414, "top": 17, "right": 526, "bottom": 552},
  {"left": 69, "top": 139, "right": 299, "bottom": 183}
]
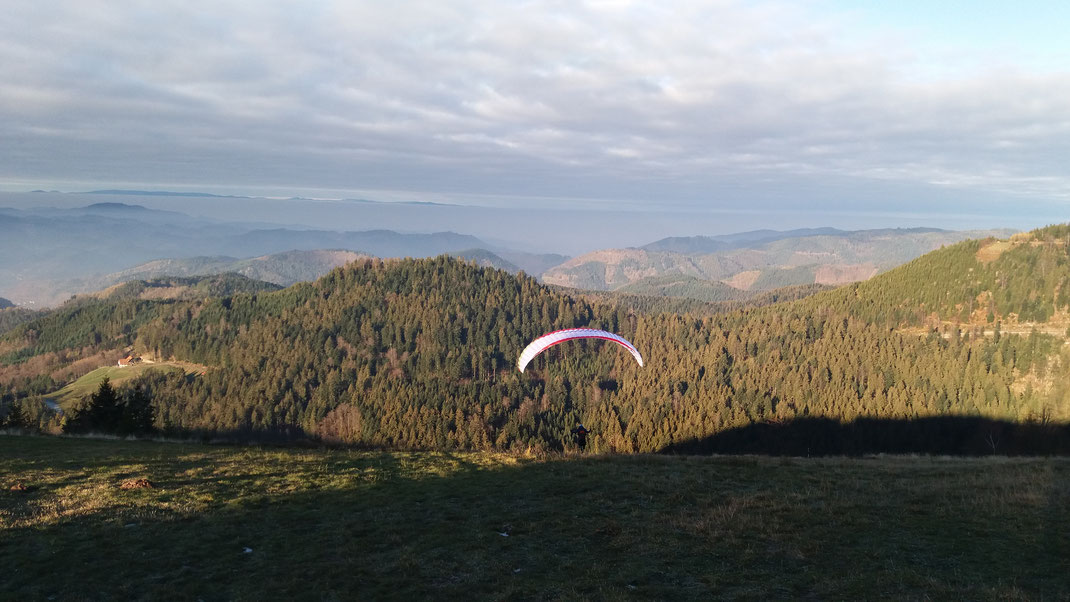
[{"left": 517, "top": 328, "right": 644, "bottom": 373}]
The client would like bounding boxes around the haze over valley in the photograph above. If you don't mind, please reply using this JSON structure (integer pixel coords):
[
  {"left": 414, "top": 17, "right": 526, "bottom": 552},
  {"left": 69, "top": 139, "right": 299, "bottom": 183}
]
[{"left": 0, "top": 190, "right": 1017, "bottom": 307}]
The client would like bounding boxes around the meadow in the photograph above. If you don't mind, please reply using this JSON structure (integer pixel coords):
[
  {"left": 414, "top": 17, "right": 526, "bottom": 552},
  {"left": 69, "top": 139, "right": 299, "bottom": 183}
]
[
  {"left": 46, "top": 363, "right": 201, "bottom": 408},
  {"left": 2, "top": 435, "right": 1068, "bottom": 600}
]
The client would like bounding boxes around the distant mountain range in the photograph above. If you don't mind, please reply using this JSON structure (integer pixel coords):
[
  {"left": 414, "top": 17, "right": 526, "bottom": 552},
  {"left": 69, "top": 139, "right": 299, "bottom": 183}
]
[
  {"left": 103, "top": 248, "right": 528, "bottom": 289},
  {"left": 543, "top": 228, "right": 1016, "bottom": 293},
  {"left": 0, "top": 200, "right": 1019, "bottom": 309},
  {"left": 101, "top": 250, "right": 371, "bottom": 287},
  {"left": 77, "top": 189, "right": 457, "bottom": 206},
  {"left": 89, "top": 273, "right": 283, "bottom": 302},
  {"left": 9, "top": 246, "right": 558, "bottom": 308},
  {"left": 0, "top": 203, "right": 537, "bottom": 306},
  {"left": 641, "top": 227, "right": 854, "bottom": 254},
  {"left": 82, "top": 190, "right": 250, "bottom": 199}
]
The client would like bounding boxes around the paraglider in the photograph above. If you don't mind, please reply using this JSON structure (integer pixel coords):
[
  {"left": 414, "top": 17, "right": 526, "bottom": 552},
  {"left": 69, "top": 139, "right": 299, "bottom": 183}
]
[
  {"left": 516, "top": 328, "right": 644, "bottom": 373},
  {"left": 571, "top": 424, "right": 591, "bottom": 450}
]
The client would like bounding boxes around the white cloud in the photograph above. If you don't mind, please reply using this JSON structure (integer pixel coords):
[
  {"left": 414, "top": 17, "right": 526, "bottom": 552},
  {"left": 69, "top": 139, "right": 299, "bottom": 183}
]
[{"left": 1, "top": 0, "right": 1069, "bottom": 214}]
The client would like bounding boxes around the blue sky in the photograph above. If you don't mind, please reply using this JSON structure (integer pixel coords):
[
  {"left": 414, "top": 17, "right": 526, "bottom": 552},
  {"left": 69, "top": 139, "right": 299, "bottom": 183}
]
[
  {"left": 1, "top": 1, "right": 1068, "bottom": 231},
  {"left": 832, "top": 0, "right": 1070, "bottom": 63}
]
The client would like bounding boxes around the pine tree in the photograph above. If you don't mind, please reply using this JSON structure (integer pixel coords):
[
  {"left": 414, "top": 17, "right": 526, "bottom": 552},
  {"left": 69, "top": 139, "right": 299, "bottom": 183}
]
[
  {"left": 120, "top": 386, "right": 155, "bottom": 436},
  {"left": 64, "top": 377, "right": 122, "bottom": 434},
  {"left": 2, "top": 399, "right": 28, "bottom": 429}
]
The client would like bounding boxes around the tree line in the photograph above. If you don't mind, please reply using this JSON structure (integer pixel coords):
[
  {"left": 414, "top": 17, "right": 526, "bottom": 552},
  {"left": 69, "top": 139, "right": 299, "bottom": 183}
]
[{"left": 3, "top": 228, "right": 1070, "bottom": 454}]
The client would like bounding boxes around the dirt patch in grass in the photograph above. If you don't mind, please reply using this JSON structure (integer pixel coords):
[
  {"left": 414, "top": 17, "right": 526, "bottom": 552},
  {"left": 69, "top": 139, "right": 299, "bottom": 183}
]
[
  {"left": 722, "top": 270, "right": 761, "bottom": 291},
  {"left": 814, "top": 263, "right": 878, "bottom": 285},
  {"left": 976, "top": 240, "right": 1015, "bottom": 263}
]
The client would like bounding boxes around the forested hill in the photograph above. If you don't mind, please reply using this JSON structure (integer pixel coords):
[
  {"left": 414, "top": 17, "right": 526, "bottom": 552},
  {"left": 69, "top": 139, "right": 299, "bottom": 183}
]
[
  {"left": 542, "top": 227, "right": 1014, "bottom": 292},
  {"left": 3, "top": 228, "right": 1070, "bottom": 453},
  {"left": 90, "top": 274, "right": 282, "bottom": 302},
  {"left": 814, "top": 224, "right": 1070, "bottom": 330},
  {"left": 0, "top": 306, "right": 39, "bottom": 336}
]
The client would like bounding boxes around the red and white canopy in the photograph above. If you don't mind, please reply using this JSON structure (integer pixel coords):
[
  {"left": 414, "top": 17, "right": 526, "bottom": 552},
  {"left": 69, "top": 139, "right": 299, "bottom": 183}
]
[{"left": 517, "top": 328, "right": 644, "bottom": 373}]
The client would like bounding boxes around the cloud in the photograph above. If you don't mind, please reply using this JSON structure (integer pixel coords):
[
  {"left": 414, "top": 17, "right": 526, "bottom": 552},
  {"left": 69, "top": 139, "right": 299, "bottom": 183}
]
[{"left": 2, "top": 0, "right": 1070, "bottom": 214}]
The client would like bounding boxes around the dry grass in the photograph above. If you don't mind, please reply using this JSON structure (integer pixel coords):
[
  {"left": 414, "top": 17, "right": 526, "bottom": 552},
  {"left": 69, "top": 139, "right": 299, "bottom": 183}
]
[
  {"left": 47, "top": 362, "right": 206, "bottom": 408},
  {"left": 976, "top": 240, "right": 1015, "bottom": 263},
  {"left": 2, "top": 436, "right": 1068, "bottom": 600},
  {"left": 722, "top": 270, "right": 761, "bottom": 291}
]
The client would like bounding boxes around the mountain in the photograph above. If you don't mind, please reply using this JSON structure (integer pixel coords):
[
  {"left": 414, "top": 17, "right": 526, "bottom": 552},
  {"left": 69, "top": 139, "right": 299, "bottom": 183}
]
[
  {"left": 495, "top": 251, "right": 570, "bottom": 277},
  {"left": 843, "top": 226, "right": 1070, "bottom": 332},
  {"left": 573, "top": 282, "right": 834, "bottom": 317},
  {"left": 543, "top": 227, "right": 1015, "bottom": 293},
  {"left": 614, "top": 274, "right": 836, "bottom": 305},
  {"left": 87, "top": 274, "right": 282, "bottom": 302},
  {"left": 83, "top": 190, "right": 249, "bottom": 198},
  {"left": 105, "top": 250, "right": 371, "bottom": 287},
  {"left": 0, "top": 204, "right": 495, "bottom": 306},
  {"left": 83, "top": 189, "right": 456, "bottom": 206},
  {"left": 82, "top": 202, "right": 155, "bottom": 212},
  {"left": 0, "top": 296, "right": 39, "bottom": 336},
  {"left": 641, "top": 227, "right": 849, "bottom": 254},
  {"left": 2, "top": 227, "right": 1067, "bottom": 454},
  {"left": 616, "top": 274, "right": 750, "bottom": 303},
  {"left": 19, "top": 248, "right": 519, "bottom": 309},
  {"left": 0, "top": 206, "right": 226, "bottom": 305},
  {"left": 0, "top": 306, "right": 39, "bottom": 335},
  {"left": 228, "top": 229, "right": 484, "bottom": 258},
  {"left": 447, "top": 249, "right": 521, "bottom": 273},
  {"left": 542, "top": 248, "right": 705, "bottom": 290}
]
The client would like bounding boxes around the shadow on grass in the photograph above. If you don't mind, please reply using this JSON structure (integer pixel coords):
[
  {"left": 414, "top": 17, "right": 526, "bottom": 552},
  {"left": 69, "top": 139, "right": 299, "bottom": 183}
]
[
  {"left": 660, "top": 415, "right": 1070, "bottom": 456},
  {"left": 3, "top": 436, "right": 1069, "bottom": 600}
]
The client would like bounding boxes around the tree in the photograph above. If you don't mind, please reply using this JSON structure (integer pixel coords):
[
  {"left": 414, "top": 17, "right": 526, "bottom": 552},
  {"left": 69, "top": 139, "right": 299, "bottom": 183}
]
[
  {"left": 2, "top": 399, "right": 29, "bottom": 429},
  {"left": 64, "top": 378, "right": 121, "bottom": 434},
  {"left": 119, "top": 386, "right": 155, "bottom": 436},
  {"left": 314, "top": 403, "right": 364, "bottom": 445}
]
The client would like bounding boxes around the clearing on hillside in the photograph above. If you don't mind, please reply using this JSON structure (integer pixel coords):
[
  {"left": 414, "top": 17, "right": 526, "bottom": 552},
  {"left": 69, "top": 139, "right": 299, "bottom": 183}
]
[
  {"left": 47, "top": 362, "right": 206, "bottom": 408},
  {"left": 976, "top": 239, "right": 1015, "bottom": 263}
]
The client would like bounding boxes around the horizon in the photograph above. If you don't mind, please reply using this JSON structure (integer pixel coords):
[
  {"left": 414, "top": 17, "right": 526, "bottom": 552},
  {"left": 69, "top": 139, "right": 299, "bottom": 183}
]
[
  {"left": 0, "top": 189, "right": 1042, "bottom": 257},
  {"left": 3, "top": 1, "right": 1070, "bottom": 229}
]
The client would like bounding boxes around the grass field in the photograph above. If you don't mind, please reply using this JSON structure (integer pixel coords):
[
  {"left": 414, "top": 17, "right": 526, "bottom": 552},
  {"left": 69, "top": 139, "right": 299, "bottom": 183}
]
[
  {"left": 47, "top": 363, "right": 202, "bottom": 408},
  {"left": 2, "top": 435, "right": 1068, "bottom": 600}
]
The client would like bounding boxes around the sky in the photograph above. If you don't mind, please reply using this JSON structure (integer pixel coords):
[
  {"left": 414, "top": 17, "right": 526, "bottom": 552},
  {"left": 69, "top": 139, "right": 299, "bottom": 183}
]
[{"left": 2, "top": 0, "right": 1070, "bottom": 228}]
